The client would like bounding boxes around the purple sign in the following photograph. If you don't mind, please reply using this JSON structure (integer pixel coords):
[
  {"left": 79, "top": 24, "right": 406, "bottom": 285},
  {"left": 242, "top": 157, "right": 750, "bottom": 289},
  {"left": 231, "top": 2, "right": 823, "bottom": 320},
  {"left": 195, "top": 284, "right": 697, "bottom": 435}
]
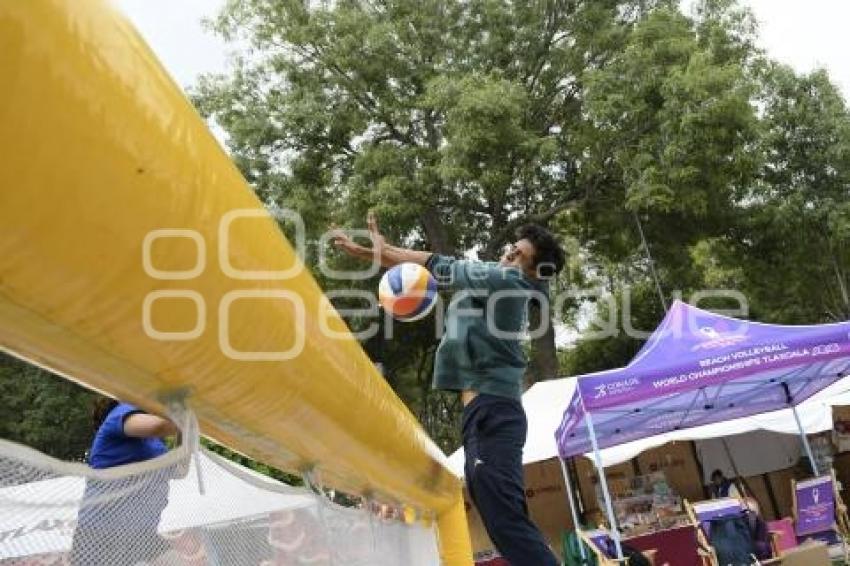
[
  {"left": 579, "top": 335, "right": 850, "bottom": 411},
  {"left": 796, "top": 476, "right": 835, "bottom": 536}
]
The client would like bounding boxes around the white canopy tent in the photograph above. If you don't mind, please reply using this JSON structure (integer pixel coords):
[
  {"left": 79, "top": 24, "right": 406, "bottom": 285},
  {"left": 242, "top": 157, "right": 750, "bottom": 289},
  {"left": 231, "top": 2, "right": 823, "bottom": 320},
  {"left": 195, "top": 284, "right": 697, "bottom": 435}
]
[
  {"left": 448, "top": 376, "right": 850, "bottom": 562},
  {"left": 448, "top": 375, "right": 850, "bottom": 476}
]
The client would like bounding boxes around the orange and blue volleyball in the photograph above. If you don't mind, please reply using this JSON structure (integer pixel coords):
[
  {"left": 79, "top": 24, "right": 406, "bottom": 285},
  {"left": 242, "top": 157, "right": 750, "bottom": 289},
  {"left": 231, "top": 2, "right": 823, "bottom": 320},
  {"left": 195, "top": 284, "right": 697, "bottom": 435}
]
[{"left": 378, "top": 263, "right": 438, "bottom": 321}]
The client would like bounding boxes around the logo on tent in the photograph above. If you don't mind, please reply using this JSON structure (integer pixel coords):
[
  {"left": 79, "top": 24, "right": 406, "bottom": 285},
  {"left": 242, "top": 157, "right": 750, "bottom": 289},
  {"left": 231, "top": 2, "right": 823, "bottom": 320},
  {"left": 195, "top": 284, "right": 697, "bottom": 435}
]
[
  {"left": 593, "top": 384, "right": 607, "bottom": 399},
  {"left": 591, "top": 378, "right": 640, "bottom": 400},
  {"left": 691, "top": 325, "right": 747, "bottom": 352}
]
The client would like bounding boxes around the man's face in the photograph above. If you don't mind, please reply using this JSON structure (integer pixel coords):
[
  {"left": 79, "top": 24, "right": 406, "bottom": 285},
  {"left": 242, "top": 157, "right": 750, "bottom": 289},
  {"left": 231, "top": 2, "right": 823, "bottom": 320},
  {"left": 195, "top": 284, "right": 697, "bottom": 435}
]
[
  {"left": 499, "top": 238, "right": 535, "bottom": 272},
  {"left": 712, "top": 474, "right": 723, "bottom": 486}
]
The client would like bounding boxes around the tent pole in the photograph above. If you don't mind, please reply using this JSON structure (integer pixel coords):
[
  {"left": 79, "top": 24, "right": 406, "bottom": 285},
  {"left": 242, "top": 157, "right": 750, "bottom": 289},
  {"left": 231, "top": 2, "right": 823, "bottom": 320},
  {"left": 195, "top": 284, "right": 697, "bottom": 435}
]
[
  {"left": 720, "top": 438, "right": 747, "bottom": 497},
  {"left": 559, "top": 456, "right": 587, "bottom": 562},
  {"left": 584, "top": 404, "right": 624, "bottom": 560},
  {"left": 792, "top": 404, "right": 820, "bottom": 476}
]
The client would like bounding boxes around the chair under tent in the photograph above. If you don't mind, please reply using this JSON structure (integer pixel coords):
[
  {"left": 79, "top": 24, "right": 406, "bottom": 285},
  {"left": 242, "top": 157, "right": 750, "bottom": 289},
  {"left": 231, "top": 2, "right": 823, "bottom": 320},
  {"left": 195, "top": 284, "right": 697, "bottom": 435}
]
[
  {"left": 578, "top": 528, "right": 628, "bottom": 565},
  {"left": 683, "top": 497, "right": 781, "bottom": 566},
  {"left": 790, "top": 471, "right": 850, "bottom": 561},
  {"left": 576, "top": 527, "right": 658, "bottom": 566}
]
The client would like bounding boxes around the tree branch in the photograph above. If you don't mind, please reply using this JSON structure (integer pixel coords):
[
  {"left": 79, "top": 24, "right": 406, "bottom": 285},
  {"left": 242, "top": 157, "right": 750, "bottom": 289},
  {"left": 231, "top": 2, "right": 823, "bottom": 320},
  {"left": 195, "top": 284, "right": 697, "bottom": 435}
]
[
  {"left": 482, "top": 199, "right": 581, "bottom": 259},
  {"left": 286, "top": 41, "right": 417, "bottom": 147},
  {"left": 525, "top": 1, "right": 567, "bottom": 95}
]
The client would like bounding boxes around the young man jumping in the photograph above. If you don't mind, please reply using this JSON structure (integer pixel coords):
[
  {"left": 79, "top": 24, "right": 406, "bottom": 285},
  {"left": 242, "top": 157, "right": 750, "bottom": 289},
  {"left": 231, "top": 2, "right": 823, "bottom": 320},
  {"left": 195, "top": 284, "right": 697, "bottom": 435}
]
[{"left": 333, "top": 213, "right": 565, "bottom": 565}]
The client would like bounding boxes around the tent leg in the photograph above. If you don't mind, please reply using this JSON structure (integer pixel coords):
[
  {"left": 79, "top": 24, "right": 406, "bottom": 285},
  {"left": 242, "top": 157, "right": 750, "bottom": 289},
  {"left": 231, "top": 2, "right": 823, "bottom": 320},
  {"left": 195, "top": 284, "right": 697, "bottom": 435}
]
[
  {"left": 792, "top": 404, "right": 820, "bottom": 476},
  {"left": 559, "top": 456, "right": 587, "bottom": 562},
  {"left": 585, "top": 410, "right": 624, "bottom": 560}
]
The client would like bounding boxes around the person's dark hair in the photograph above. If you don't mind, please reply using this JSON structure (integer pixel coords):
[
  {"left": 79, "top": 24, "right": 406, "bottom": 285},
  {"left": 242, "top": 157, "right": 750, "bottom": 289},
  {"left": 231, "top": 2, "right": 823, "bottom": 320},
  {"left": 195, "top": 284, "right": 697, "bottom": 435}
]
[
  {"left": 515, "top": 224, "right": 566, "bottom": 279},
  {"left": 92, "top": 397, "right": 119, "bottom": 432},
  {"left": 711, "top": 469, "right": 724, "bottom": 481}
]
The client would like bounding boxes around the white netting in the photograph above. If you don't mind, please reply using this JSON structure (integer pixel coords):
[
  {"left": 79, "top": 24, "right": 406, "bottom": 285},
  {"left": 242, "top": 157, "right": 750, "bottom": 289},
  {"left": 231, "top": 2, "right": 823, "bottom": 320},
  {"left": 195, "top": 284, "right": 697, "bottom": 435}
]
[{"left": 0, "top": 434, "right": 440, "bottom": 565}]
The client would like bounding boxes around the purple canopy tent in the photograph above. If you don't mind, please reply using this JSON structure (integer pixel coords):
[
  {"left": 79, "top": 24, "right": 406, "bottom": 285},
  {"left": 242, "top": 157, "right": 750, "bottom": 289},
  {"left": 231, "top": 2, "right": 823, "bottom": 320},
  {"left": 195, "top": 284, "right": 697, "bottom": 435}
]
[{"left": 554, "top": 300, "right": 850, "bottom": 558}]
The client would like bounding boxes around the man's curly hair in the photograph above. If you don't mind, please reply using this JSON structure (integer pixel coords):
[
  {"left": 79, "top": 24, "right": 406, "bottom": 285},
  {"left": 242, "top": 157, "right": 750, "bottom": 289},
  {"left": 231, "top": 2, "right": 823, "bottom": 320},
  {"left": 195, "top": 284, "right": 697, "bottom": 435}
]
[{"left": 516, "top": 224, "right": 566, "bottom": 279}]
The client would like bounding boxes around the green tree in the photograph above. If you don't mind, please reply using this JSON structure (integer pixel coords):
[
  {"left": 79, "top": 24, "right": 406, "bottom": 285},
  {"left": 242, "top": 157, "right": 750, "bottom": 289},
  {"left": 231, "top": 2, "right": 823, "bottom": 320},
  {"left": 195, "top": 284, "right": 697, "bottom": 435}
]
[
  {"left": 567, "top": 1, "right": 759, "bottom": 295},
  {"left": 558, "top": 0, "right": 763, "bottom": 373},
  {"left": 711, "top": 65, "right": 850, "bottom": 324},
  {"left": 194, "top": 0, "right": 673, "bottom": 449},
  {"left": 559, "top": 282, "right": 663, "bottom": 376},
  {"left": 561, "top": 10, "right": 850, "bottom": 376},
  {"left": 0, "top": 353, "right": 306, "bottom": 486},
  {"left": 194, "top": 0, "right": 850, "bottom": 452},
  {"left": 202, "top": 438, "right": 303, "bottom": 485},
  {"left": 0, "top": 353, "right": 96, "bottom": 462}
]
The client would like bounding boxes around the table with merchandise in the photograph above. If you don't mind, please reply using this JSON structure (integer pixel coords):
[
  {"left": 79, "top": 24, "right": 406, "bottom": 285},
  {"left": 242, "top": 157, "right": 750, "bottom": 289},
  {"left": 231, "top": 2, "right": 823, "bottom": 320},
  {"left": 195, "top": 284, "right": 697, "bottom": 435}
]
[{"left": 601, "top": 472, "right": 701, "bottom": 566}]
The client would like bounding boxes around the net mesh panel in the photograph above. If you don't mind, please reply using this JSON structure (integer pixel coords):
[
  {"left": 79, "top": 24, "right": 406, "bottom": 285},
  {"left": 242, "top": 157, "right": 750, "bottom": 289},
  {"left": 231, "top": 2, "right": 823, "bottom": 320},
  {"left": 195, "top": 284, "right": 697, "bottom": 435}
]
[{"left": 0, "top": 438, "right": 440, "bottom": 565}]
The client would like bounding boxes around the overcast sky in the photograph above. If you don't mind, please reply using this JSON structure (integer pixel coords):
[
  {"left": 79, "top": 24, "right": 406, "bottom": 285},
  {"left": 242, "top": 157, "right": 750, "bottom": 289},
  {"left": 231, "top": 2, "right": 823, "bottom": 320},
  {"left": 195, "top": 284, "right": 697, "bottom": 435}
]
[
  {"left": 117, "top": 0, "right": 850, "bottom": 99},
  {"left": 116, "top": 0, "right": 229, "bottom": 88},
  {"left": 725, "top": 0, "right": 849, "bottom": 98}
]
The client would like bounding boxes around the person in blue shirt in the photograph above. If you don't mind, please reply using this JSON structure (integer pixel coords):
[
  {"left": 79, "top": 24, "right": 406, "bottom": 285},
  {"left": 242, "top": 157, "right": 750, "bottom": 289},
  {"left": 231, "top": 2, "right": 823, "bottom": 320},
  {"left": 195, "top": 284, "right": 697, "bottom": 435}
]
[
  {"left": 87, "top": 400, "right": 177, "bottom": 469},
  {"left": 333, "top": 213, "right": 565, "bottom": 566},
  {"left": 70, "top": 399, "right": 179, "bottom": 565},
  {"left": 710, "top": 469, "right": 742, "bottom": 499}
]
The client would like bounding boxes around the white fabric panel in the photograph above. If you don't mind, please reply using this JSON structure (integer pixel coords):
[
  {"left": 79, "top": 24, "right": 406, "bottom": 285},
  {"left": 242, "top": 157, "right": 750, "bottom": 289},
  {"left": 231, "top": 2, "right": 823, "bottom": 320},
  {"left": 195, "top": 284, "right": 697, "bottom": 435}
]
[
  {"left": 694, "top": 430, "right": 803, "bottom": 483},
  {"left": 449, "top": 375, "right": 850, "bottom": 477}
]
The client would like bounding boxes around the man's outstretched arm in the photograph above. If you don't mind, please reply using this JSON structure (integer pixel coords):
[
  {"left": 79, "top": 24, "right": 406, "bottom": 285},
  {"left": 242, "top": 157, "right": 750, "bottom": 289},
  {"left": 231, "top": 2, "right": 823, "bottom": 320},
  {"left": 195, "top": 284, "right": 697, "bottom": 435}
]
[{"left": 331, "top": 212, "right": 431, "bottom": 268}]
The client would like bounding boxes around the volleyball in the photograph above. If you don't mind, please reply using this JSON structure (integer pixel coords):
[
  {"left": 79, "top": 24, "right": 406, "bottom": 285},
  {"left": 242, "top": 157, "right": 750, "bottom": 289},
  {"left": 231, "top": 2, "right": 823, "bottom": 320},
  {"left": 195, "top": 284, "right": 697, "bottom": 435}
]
[{"left": 378, "top": 263, "right": 438, "bottom": 321}]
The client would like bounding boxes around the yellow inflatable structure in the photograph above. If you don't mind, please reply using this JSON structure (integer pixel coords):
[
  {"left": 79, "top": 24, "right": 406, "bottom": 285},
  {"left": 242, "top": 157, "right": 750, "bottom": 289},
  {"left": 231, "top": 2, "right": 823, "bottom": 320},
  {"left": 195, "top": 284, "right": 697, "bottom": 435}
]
[{"left": 0, "top": 1, "right": 471, "bottom": 563}]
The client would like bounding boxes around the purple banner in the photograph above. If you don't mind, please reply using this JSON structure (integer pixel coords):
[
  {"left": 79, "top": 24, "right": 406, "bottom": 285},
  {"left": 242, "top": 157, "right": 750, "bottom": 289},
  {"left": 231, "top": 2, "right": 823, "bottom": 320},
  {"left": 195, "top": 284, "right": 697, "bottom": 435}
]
[
  {"left": 796, "top": 476, "right": 835, "bottom": 536},
  {"left": 579, "top": 335, "right": 850, "bottom": 411}
]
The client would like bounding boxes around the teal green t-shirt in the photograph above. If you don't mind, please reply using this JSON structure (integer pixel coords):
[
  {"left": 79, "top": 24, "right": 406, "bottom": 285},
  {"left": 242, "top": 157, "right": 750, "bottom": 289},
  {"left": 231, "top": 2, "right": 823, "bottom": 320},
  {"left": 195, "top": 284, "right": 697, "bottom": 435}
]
[{"left": 425, "top": 254, "right": 548, "bottom": 399}]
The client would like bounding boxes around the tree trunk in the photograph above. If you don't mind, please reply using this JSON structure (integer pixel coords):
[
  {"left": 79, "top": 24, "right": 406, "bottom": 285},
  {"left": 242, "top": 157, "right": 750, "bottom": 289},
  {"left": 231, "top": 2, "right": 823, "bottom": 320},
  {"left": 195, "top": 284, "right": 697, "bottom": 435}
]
[
  {"left": 831, "top": 251, "right": 850, "bottom": 313},
  {"left": 524, "top": 301, "right": 559, "bottom": 387},
  {"left": 421, "top": 206, "right": 455, "bottom": 255}
]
